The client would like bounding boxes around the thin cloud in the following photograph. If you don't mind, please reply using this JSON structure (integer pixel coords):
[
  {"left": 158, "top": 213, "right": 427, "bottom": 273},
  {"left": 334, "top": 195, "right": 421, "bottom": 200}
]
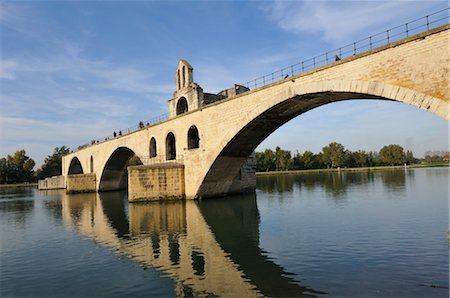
[{"left": 263, "top": 1, "right": 446, "bottom": 44}]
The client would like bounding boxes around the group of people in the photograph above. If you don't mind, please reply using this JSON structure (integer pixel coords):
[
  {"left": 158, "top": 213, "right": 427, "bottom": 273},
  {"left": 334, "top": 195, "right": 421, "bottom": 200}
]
[{"left": 89, "top": 121, "right": 149, "bottom": 146}]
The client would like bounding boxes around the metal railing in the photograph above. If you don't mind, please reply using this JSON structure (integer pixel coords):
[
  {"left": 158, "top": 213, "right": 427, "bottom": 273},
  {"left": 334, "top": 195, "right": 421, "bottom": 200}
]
[
  {"left": 243, "top": 8, "right": 449, "bottom": 89},
  {"left": 72, "top": 8, "right": 449, "bottom": 153},
  {"left": 74, "top": 112, "right": 171, "bottom": 152}
]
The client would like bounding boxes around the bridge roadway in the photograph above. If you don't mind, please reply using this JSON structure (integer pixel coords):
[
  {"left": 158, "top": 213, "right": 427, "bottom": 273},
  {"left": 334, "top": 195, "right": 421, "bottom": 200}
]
[{"left": 60, "top": 24, "right": 449, "bottom": 200}]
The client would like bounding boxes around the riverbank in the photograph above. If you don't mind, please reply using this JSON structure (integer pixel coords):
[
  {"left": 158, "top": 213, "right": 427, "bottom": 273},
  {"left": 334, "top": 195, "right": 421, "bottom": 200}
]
[
  {"left": 256, "top": 163, "right": 449, "bottom": 176},
  {"left": 0, "top": 183, "right": 38, "bottom": 189}
]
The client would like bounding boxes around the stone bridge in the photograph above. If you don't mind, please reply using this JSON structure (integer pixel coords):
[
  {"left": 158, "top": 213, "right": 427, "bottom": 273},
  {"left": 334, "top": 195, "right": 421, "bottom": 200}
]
[{"left": 52, "top": 24, "right": 449, "bottom": 200}]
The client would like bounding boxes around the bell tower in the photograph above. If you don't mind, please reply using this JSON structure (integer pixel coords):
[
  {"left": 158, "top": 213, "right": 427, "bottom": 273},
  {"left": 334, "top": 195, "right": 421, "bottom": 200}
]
[{"left": 168, "top": 60, "right": 204, "bottom": 117}]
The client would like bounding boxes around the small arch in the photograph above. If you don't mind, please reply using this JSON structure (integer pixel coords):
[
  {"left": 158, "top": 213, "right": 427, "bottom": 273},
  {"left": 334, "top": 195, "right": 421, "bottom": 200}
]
[
  {"left": 188, "top": 125, "right": 200, "bottom": 149},
  {"left": 90, "top": 156, "right": 94, "bottom": 173},
  {"left": 98, "top": 147, "right": 143, "bottom": 192},
  {"left": 68, "top": 157, "right": 83, "bottom": 175},
  {"left": 177, "top": 69, "right": 181, "bottom": 90},
  {"left": 166, "top": 132, "right": 176, "bottom": 160},
  {"left": 150, "top": 137, "right": 157, "bottom": 158},
  {"left": 182, "top": 66, "right": 186, "bottom": 88},
  {"left": 176, "top": 97, "right": 188, "bottom": 115}
]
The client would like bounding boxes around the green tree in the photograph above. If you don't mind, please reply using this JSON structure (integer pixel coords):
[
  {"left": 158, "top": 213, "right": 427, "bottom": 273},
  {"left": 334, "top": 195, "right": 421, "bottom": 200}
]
[
  {"left": 36, "top": 146, "right": 70, "bottom": 179},
  {"left": 322, "top": 142, "right": 346, "bottom": 168},
  {"left": 256, "top": 149, "right": 276, "bottom": 171},
  {"left": 405, "top": 150, "right": 416, "bottom": 165},
  {"left": 379, "top": 144, "right": 406, "bottom": 166},
  {"left": 301, "top": 150, "right": 315, "bottom": 169},
  {"left": 275, "top": 146, "right": 292, "bottom": 171},
  {"left": 0, "top": 150, "right": 35, "bottom": 183}
]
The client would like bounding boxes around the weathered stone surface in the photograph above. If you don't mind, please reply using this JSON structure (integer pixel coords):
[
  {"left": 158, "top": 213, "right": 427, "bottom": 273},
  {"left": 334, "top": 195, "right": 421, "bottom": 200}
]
[
  {"left": 66, "top": 173, "right": 96, "bottom": 193},
  {"left": 38, "top": 175, "right": 65, "bottom": 190},
  {"left": 128, "top": 164, "right": 185, "bottom": 201}
]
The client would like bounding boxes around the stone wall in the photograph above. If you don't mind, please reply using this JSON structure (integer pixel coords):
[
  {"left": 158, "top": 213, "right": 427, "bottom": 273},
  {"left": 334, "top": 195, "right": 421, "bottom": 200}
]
[
  {"left": 66, "top": 173, "right": 96, "bottom": 193},
  {"left": 128, "top": 164, "right": 185, "bottom": 202},
  {"left": 38, "top": 175, "right": 65, "bottom": 190}
]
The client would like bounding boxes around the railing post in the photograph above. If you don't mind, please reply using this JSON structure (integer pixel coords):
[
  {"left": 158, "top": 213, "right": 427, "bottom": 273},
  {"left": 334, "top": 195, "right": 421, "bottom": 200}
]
[
  {"left": 369, "top": 36, "right": 372, "bottom": 50},
  {"left": 405, "top": 23, "right": 409, "bottom": 37},
  {"left": 353, "top": 42, "right": 356, "bottom": 55},
  {"left": 387, "top": 29, "right": 390, "bottom": 44},
  {"left": 426, "top": 15, "right": 429, "bottom": 30}
]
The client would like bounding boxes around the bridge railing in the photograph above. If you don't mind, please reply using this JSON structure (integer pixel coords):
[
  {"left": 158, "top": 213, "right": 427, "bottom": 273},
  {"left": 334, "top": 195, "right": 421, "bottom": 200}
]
[
  {"left": 73, "top": 112, "right": 171, "bottom": 152},
  {"left": 243, "top": 8, "right": 449, "bottom": 90}
]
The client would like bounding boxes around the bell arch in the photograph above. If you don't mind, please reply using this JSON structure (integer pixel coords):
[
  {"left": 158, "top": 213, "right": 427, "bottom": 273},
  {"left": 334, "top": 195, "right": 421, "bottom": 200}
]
[
  {"left": 176, "top": 97, "right": 188, "bottom": 115},
  {"left": 68, "top": 157, "right": 83, "bottom": 175},
  {"left": 98, "top": 147, "right": 143, "bottom": 192}
]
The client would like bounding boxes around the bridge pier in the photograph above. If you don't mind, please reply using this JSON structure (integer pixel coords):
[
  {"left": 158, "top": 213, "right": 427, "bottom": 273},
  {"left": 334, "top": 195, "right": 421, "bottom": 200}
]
[
  {"left": 66, "top": 173, "right": 96, "bottom": 193},
  {"left": 127, "top": 164, "right": 185, "bottom": 202}
]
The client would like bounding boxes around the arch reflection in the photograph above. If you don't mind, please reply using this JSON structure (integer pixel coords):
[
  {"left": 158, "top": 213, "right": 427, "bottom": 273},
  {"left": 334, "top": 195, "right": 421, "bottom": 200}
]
[{"left": 60, "top": 192, "right": 322, "bottom": 297}]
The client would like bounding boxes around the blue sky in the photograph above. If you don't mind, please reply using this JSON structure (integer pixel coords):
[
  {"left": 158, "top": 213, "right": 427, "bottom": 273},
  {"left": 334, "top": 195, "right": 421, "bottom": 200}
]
[{"left": 1, "top": 0, "right": 448, "bottom": 167}]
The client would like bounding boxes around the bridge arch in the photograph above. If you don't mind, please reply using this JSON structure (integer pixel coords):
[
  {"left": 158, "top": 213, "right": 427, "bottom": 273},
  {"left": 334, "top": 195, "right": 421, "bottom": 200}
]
[
  {"left": 68, "top": 157, "right": 83, "bottom": 175},
  {"left": 98, "top": 147, "right": 143, "bottom": 192},
  {"left": 195, "top": 80, "right": 448, "bottom": 197}
]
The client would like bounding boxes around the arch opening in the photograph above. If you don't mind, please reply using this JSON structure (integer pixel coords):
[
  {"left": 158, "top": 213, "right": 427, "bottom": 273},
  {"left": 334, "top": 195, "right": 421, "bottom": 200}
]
[
  {"left": 99, "top": 147, "right": 143, "bottom": 192},
  {"left": 176, "top": 97, "right": 188, "bottom": 115},
  {"left": 166, "top": 132, "right": 176, "bottom": 160},
  {"left": 188, "top": 126, "right": 200, "bottom": 149},
  {"left": 150, "top": 137, "right": 157, "bottom": 158},
  {"left": 68, "top": 157, "right": 84, "bottom": 175},
  {"left": 198, "top": 91, "right": 386, "bottom": 197},
  {"left": 90, "top": 156, "right": 94, "bottom": 173}
]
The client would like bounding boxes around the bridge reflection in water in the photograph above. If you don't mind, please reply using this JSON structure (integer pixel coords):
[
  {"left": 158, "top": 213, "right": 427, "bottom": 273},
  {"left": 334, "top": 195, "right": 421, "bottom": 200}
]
[{"left": 60, "top": 192, "right": 324, "bottom": 297}]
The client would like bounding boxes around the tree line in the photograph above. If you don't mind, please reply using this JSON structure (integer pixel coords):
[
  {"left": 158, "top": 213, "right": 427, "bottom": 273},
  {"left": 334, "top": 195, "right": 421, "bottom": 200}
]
[
  {"left": 256, "top": 142, "right": 424, "bottom": 172},
  {"left": 0, "top": 147, "right": 69, "bottom": 184},
  {"left": 1, "top": 143, "right": 448, "bottom": 184}
]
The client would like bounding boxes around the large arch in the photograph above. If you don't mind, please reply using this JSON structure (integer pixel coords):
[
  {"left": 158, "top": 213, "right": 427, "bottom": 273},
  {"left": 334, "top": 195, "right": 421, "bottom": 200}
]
[
  {"left": 98, "top": 147, "right": 143, "bottom": 192},
  {"left": 195, "top": 80, "right": 448, "bottom": 198},
  {"left": 68, "top": 157, "right": 84, "bottom": 175}
]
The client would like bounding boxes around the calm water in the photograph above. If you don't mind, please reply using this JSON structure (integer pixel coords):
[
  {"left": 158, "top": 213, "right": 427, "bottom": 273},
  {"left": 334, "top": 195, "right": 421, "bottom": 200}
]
[{"left": 1, "top": 168, "right": 448, "bottom": 297}]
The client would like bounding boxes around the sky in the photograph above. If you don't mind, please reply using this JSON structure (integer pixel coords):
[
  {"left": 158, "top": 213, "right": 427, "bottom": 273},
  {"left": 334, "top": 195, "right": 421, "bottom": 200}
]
[{"left": 1, "top": 0, "right": 449, "bottom": 167}]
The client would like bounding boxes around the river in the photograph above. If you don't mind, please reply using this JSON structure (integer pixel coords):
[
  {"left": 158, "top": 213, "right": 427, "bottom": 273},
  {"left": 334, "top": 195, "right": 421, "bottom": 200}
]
[{"left": 1, "top": 167, "right": 448, "bottom": 297}]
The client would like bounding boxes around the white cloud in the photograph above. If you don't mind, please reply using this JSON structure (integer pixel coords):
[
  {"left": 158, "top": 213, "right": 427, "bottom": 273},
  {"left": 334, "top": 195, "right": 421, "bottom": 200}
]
[{"left": 263, "top": 1, "right": 445, "bottom": 44}]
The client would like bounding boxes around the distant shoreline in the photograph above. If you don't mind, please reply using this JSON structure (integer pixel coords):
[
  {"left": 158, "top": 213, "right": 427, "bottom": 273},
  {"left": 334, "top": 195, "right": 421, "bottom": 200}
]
[
  {"left": 256, "top": 163, "right": 449, "bottom": 176},
  {"left": 0, "top": 183, "right": 38, "bottom": 189}
]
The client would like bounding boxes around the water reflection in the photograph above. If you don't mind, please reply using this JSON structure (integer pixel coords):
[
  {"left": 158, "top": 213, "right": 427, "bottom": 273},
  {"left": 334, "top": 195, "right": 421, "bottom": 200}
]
[
  {"left": 0, "top": 188, "right": 35, "bottom": 226},
  {"left": 55, "top": 191, "right": 323, "bottom": 297},
  {"left": 257, "top": 169, "right": 411, "bottom": 199}
]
